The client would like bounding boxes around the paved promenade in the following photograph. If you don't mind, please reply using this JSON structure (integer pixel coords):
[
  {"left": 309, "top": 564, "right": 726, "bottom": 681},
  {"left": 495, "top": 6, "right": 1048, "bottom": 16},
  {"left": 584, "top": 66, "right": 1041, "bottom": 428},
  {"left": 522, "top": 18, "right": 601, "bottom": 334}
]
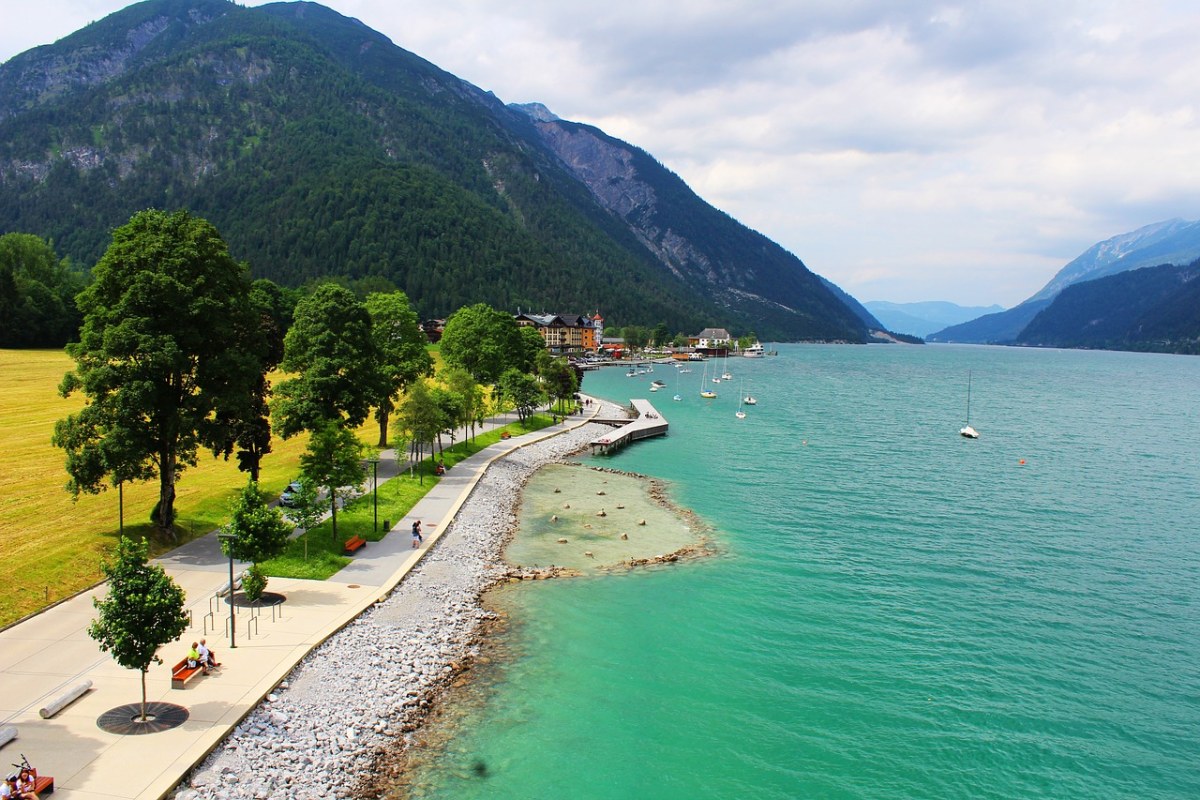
[{"left": 0, "top": 404, "right": 603, "bottom": 800}]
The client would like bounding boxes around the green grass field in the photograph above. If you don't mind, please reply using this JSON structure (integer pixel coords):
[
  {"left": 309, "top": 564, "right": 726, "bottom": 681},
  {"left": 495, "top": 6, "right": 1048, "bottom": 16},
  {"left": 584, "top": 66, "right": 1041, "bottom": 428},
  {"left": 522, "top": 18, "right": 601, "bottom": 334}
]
[{"left": 0, "top": 348, "right": 550, "bottom": 627}]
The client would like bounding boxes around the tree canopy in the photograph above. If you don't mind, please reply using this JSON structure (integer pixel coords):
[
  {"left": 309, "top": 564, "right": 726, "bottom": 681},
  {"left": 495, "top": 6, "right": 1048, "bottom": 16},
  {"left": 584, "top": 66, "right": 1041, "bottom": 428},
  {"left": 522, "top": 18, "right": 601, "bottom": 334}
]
[
  {"left": 53, "top": 209, "right": 261, "bottom": 537},
  {"left": 365, "top": 290, "right": 432, "bottom": 446},
  {"left": 274, "top": 283, "right": 381, "bottom": 437},
  {"left": 439, "top": 303, "right": 523, "bottom": 385},
  {"left": 88, "top": 536, "right": 190, "bottom": 721},
  {"left": 0, "top": 233, "right": 86, "bottom": 347}
]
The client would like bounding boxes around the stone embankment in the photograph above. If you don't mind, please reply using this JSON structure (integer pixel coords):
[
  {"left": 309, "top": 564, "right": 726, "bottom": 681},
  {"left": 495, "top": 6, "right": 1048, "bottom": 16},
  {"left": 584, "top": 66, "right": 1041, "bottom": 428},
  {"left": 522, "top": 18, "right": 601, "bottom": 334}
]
[{"left": 172, "top": 412, "right": 618, "bottom": 800}]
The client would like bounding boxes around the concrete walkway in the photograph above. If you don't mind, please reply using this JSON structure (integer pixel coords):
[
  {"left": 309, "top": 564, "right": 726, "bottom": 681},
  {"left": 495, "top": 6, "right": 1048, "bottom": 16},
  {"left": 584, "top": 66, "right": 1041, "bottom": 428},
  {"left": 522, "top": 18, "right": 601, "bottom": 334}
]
[{"left": 0, "top": 402, "right": 605, "bottom": 800}]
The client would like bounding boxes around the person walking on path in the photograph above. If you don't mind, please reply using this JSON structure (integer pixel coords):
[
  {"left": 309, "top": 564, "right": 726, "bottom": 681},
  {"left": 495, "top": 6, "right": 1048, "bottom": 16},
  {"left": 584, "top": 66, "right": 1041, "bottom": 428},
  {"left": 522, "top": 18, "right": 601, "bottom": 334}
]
[{"left": 411, "top": 520, "right": 423, "bottom": 548}]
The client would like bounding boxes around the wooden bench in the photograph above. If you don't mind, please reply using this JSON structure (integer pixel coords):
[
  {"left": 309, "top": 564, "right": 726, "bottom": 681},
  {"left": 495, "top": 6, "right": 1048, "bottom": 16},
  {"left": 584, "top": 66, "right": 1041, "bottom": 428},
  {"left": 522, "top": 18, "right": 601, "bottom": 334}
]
[
  {"left": 343, "top": 535, "right": 367, "bottom": 554},
  {"left": 171, "top": 658, "right": 205, "bottom": 689},
  {"left": 34, "top": 774, "right": 54, "bottom": 795},
  {"left": 500, "top": 431, "right": 511, "bottom": 440}
]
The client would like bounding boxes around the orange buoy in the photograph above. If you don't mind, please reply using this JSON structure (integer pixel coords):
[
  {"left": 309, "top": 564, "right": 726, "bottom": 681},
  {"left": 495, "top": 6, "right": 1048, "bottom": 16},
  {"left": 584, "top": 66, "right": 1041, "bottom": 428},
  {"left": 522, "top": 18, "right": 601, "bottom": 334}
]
[{"left": 1018, "top": 459, "right": 1026, "bottom": 465}]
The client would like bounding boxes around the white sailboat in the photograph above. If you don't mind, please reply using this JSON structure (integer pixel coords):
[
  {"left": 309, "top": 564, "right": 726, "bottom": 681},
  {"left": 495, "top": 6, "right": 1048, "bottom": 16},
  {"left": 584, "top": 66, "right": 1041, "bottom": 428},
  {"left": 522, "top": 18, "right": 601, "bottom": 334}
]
[
  {"left": 721, "top": 351, "right": 733, "bottom": 381},
  {"left": 743, "top": 380, "right": 757, "bottom": 406},
  {"left": 960, "top": 371, "right": 979, "bottom": 439},
  {"left": 735, "top": 381, "right": 747, "bottom": 418},
  {"left": 700, "top": 360, "right": 717, "bottom": 398}
]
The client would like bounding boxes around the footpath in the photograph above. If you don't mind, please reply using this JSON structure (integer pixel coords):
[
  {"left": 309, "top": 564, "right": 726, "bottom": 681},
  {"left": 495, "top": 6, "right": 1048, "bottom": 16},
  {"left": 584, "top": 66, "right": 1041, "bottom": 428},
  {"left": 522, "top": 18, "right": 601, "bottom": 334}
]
[{"left": 0, "top": 403, "right": 602, "bottom": 800}]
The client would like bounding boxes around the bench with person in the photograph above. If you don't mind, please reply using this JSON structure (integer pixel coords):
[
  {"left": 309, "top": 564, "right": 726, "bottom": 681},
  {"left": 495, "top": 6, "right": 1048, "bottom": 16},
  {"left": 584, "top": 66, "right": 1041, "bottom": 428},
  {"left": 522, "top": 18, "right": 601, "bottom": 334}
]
[
  {"left": 343, "top": 535, "right": 367, "bottom": 554},
  {"left": 171, "top": 640, "right": 216, "bottom": 689},
  {"left": 171, "top": 657, "right": 204, "bottom": 689}
]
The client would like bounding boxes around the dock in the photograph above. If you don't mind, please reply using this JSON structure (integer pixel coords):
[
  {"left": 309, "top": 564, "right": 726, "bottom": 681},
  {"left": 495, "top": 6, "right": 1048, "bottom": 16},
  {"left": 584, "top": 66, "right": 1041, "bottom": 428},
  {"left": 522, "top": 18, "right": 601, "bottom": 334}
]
[{"left": 589, "top": 399, "right": 668, "bottom": 454}]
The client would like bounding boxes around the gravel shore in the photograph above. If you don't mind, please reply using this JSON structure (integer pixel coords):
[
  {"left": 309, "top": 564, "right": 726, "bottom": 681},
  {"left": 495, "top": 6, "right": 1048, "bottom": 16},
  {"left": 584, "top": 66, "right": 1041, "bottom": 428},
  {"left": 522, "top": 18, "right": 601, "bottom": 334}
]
[{"left": 172, "top": 410, "right": 618, "bottom": 800}]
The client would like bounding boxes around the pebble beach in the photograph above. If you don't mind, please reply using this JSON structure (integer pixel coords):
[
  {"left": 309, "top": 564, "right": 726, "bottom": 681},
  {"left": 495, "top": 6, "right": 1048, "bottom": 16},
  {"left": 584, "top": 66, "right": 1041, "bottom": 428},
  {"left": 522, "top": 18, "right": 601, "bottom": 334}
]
[{"left": 171, "top": 411, "right": 618, "bottom": 800}]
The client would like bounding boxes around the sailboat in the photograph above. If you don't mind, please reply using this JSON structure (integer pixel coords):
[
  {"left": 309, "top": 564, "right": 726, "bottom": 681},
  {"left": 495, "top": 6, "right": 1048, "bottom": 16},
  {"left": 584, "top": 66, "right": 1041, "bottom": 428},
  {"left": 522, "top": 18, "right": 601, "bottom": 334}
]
[
  {"left": 721, "top": 351, "right": 733, "bottom": 381},
  {"left": 735, "top": 381, "right": 747, "bottom": 419},
  {"left": 700, "top": 360, "right": 717, "bottom": 398},
  {"left": 960, "top": 371, "right": 979, "bottom": 439},
  {"left": 743, "top": 380, "right": 757, "bottom": 406}
]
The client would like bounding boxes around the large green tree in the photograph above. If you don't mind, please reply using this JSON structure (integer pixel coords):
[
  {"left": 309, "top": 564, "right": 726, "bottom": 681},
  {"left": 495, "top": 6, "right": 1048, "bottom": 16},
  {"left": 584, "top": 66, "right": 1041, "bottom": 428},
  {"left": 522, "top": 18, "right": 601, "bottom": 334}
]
[
  {"left": 442, "top": 366, "right": 484, "bottom": 442},
  {"left": 365, "top": 290, "right": 432, "bottom": 447},
  {"left": 211, "top": 279, "right": 287, "bottom": 482},
  {"left": 273, "top": 283, "right": 380, "bottom": 438},
  {"left": 53, "top": 210, "right": 260, "bottom": 538},
  {"left": 88, "top": 536, "right": 190, "bottom": 722},
  {"left": 440, "top": 303, "right": 523, "bottom": 385}
]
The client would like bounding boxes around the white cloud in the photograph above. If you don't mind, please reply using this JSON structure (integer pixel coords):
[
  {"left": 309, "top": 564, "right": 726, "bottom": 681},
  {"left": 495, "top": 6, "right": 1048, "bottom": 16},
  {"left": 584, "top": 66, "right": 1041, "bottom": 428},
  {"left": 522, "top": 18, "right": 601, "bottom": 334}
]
[{"left": 5, "top": 0, "right": 1200, "bottom": 306}]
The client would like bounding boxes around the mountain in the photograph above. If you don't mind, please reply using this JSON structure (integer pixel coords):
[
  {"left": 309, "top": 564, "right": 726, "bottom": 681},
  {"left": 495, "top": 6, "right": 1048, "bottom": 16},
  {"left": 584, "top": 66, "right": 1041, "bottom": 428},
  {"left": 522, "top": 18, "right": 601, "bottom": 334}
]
[
  {"left": 863, "top": 300, "right": 1004, "bottom": 339},
  {"left": 928, "top": 219, "right": 1200, "bottom": 343},
  {"left": 1016, "top": 260, "right": 1200, "bottom": 354},
  {"left": 0, "top": 0, "right": 871, "bottom": 343}
]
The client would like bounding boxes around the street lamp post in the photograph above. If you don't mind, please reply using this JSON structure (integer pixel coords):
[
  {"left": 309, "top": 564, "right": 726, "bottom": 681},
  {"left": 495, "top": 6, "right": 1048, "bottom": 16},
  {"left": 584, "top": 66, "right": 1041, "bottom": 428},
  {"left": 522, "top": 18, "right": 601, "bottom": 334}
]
[
  {"left": 216, "top": 532, "right": 237, "bottom": 649},
  {"left": 369, "top": 458, "right": 379, "bottom": 532},
  {"left": 118, "top": 481, "right": 124, "bottom": 535}
]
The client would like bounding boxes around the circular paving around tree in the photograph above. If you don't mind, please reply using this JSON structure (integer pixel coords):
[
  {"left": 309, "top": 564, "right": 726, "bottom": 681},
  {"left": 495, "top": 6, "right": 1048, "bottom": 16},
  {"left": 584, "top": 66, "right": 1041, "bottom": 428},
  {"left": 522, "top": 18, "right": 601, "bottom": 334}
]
[
  {"left": 97, "top": 701, "right": 189, "bottom": 735},
  {"left": 225, "top": 590, "right": 286, "bottom": 608}
]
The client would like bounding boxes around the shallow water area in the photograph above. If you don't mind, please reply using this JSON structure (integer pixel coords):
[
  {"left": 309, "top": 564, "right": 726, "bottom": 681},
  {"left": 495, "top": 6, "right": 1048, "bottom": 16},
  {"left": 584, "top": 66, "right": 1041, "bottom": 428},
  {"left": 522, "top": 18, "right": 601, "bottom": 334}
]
[{"left": 505, "top": 463, "right": 700, "bottom": 571}]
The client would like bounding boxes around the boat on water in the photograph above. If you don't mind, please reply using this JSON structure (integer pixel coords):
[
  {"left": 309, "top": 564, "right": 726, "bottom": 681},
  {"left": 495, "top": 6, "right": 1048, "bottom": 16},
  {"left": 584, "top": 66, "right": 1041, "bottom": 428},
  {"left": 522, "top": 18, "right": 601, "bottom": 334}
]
[
  {"left": 743, "top": 394, "right": 757, "bottom": 406},
  {"left": 721, "top": 352, "right": 733, "bottom": 381},
  {"left": 700, "top": 360, "right": 718, "bottom": 398},
  {"left": 743, "top": 341, "right": 765, "bottom": 358},
  {"left": 735, "top": 381, "right": 748, "bottom": 418},
  {"left": 672, "top": 394, "right": 682, "bottom": 401},
  {"left": 960, "top": 371, "right": 979, "bottom": 439},
  {"left": 652, "top": 379, "right": 666, "bottom": 387}
]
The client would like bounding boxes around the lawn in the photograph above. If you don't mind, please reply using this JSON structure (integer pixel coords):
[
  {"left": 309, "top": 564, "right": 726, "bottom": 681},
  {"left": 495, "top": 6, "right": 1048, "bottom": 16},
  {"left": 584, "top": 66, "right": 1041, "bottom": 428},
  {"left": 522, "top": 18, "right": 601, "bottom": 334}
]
[
  {"left": 0, "top": 349, "right": 324, "bottom": 626},
  {"left": 0, "top": 348, "right": 553, "bottom": 626}
]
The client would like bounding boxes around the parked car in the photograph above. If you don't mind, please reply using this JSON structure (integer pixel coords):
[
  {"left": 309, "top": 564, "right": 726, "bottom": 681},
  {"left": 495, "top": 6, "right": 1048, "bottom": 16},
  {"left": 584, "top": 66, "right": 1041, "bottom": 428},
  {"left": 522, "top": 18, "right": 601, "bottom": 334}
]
[{"left": 279, "top": 481, "right": 304, "bottom": 507}]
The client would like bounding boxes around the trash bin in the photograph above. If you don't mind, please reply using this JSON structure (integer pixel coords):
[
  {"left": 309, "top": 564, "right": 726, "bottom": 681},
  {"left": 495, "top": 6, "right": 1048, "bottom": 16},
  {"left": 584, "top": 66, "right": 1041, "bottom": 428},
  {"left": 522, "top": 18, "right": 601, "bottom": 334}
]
[{"left": 382, "top": 519, "right": 390, "bottom": 531}]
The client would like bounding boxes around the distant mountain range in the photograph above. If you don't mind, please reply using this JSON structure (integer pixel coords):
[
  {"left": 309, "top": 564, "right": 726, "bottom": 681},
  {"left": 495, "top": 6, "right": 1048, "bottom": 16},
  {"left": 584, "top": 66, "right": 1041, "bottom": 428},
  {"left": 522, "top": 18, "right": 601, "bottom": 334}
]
[
  {"left": 929, "top": 219, "right": 1200, "bottom": 349},
  {"left": 863, "top": 300, "right": 1004, "bottom": 339},
  {"left": 0, "top": 0, "right": 874, "bottom": 343}
]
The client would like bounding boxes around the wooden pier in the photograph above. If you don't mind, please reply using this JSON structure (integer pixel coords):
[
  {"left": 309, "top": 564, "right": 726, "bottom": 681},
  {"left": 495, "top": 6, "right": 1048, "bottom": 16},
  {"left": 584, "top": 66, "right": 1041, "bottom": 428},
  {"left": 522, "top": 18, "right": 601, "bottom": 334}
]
[{"left": 589, "top": 399, "right": 668, "bottom": 454}]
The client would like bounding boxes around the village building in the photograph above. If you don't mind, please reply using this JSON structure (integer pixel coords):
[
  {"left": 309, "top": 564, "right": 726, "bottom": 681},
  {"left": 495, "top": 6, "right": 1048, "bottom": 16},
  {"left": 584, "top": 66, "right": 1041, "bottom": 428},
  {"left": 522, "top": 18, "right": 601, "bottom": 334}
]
[
  {"left": 515, "top": 312, "right": 604, "bottom": 355},
  {"left": 690, "top": 327, "right": 732, "bottom": 355}
]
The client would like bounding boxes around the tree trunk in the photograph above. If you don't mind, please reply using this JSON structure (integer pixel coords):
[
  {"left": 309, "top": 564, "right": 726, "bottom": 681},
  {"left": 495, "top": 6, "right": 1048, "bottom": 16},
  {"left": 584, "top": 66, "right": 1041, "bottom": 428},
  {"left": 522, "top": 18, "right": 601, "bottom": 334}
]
[
  {"left": 157, "top": 452, "right": 178, "bottom": 541},
  {"left": 377, "top": 408, "right": 389, "bottom": 447},
  {"left": 140, "top": 668, "right": 149, "bottom": 722},
  {"left": 329, "top": 491, "right": 338, "bottom": 541}
]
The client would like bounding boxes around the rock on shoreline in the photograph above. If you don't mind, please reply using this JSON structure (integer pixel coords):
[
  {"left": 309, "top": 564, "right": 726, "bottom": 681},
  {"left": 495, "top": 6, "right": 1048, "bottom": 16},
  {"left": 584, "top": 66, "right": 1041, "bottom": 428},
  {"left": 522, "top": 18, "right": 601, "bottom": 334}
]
[{"left": 171, "top": 414, "right": 616, "bottom": 800}]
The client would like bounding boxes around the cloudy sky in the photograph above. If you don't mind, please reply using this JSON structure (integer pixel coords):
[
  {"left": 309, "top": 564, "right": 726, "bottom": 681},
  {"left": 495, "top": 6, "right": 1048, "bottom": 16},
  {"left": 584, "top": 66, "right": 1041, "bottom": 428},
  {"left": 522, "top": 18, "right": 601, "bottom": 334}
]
[{"left": 5, "top": 1, "right": 1200, "bottom": 307}]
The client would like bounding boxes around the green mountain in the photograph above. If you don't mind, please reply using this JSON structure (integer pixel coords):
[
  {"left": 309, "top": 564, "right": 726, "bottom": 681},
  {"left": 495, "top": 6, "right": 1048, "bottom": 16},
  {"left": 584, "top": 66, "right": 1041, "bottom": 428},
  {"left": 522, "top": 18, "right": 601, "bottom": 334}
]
[
  {"left": 0, "top": 0, "right": 871, "bottom": 342},
  {"left": 1015, "top": 261, "right": 1200, "bottom": 354}
]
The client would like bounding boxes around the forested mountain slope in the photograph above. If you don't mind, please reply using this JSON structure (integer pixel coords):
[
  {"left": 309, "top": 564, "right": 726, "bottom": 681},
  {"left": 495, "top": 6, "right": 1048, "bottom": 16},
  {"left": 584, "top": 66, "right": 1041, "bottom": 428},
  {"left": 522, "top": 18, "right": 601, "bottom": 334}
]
[{"left": 0, "top": 0, "right": 871, "bottom": 342}]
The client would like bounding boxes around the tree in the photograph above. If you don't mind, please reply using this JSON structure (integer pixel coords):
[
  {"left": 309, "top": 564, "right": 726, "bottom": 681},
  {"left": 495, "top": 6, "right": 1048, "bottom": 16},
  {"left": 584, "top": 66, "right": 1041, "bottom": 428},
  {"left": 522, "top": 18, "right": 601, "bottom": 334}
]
[
  {"left": 499, "top": 367, "right": 544, "bottom": 423},
  {"left": 440, "top": 303, "right": 523, "bottom": 385},
  {"left": 53, "top": 210, "right": 260, "bottom": 539},
  {"left": 622, "top": 325, "right": 650, "bottom": 352},
  {"left": 442, "top": 366, "right": 484, "bottom": 442},
  {"left": 538, "top": 354, "right": 579, "bottom": 414},
  {"left": 395, "top": 380, "right": 445, "bottom": 484},
  {"left": 211, "top": 279, "right": 287, "bottom": 482},
  {"left": 517, "top": 325, "right": 547, "bottom": 371},
  {"left": 430, "top": 386, "right": 465, "bottom": 457},
  {"left": 273, "top": 283, "right": 381, "bottom": 438},
  {"left": 365, "top": 291, "right": 432, "bottom": 447},
  {"left": 0, "top": 233, "right": 85, "bottom": 348},
  {"left": 282, "top": 479, "right": 325, "bottom": 561},
  {"left": 299, "top": 423, "right": 366, "bottom": 541},
  {"left": 88, "top": 536, "right": 190, "bottom": 722},
  {"left": 652, "top": 322, "right": 670, "bottom": 348},
  {"left": 220, "top": 480, "right": 293, "bottom": 601}
]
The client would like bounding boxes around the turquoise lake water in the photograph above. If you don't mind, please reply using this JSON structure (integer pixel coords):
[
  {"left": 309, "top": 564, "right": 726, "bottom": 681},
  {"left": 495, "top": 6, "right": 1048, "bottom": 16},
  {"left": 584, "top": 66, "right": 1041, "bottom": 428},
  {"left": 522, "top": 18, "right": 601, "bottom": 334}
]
[{"left": 410, "top": 344, "right": 1200, "bottom": 799}]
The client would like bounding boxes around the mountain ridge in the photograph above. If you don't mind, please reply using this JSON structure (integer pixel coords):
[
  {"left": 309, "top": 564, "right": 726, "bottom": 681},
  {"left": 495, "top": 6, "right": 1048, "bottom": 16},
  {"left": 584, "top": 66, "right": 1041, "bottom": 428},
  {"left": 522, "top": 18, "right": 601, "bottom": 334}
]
[{"left": 0, "top": 0, "right": 872, "bottom": 343}]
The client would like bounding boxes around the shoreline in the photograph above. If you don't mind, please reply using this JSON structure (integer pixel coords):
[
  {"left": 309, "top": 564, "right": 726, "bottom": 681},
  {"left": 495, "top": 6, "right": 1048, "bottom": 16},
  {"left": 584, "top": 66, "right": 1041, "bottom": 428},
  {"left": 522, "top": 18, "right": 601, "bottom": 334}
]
[{"left": 172, "top": 404, "right": 627, "bottom": 800}]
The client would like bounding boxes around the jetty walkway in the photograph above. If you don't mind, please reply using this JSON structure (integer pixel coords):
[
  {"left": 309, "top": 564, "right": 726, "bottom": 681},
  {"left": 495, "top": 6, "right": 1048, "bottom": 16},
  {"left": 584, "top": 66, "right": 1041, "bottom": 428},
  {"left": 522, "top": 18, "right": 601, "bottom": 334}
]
[{"left": 588, "top": 398, "right": 668, "bottom": 454}]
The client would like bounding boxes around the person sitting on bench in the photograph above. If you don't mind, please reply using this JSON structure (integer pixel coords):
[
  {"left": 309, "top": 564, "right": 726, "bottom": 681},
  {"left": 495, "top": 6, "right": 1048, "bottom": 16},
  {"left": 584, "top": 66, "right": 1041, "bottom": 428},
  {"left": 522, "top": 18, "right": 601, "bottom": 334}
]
[{"left": 198, "top": 638, "right": 220, "bottom": 671}]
